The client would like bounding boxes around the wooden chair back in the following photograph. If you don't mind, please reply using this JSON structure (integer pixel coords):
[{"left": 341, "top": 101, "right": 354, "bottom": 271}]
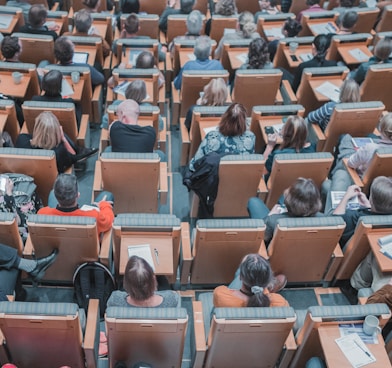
[
  {"left": 139, "top": 0, "right": 166, "bottom": 16},
  {"left": 12, "top": 33, "right": 55, "bottom": 65},
  {"left": 209, "top": 15, "right": 238, "bottom": 43},
  {"left": 166, "top": 14, "right": 206, "bottom": 44},
  {"left": 375, "top": 4, "right": 392, "bottom": 33},
  {"left": 351, "top": 7, "right": 380, "bottom": 33},
  {"left": 0, "top": 99, "right": 20, "bottom": 144},
  {"left": 236, "top": 0, "right": 261, "bottom": 13},
  {"left": 0, "top": 212, "right": 23, "bottom": 255},
  {"left": 115, "top": 38, "right": 159, "bottom": 67},
  {"left": 120, "top": 13, "right": 160, "bottom": 39}
]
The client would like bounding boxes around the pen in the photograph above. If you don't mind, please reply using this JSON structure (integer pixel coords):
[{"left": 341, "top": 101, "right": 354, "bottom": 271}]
[
  {"left": 354, "top": 340, "right": 371, "bottom": 358},
  {"left": 154, "top": 248, "right": 159, "bottom": 265}
]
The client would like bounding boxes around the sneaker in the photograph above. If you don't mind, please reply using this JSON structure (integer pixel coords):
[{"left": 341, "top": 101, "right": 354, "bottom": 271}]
[{"left": 268, "top": 274, "right": 287, "bottom": 293}]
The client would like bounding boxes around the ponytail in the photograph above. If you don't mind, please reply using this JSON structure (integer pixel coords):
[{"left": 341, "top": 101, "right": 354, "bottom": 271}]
[{"left": 247, "top": 285, "right": 271, "bottom": 307}]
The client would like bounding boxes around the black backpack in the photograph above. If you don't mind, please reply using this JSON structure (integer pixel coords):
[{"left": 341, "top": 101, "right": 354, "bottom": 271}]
[{"left": 73, "top": 262, "right": 116, "bottom": 318}]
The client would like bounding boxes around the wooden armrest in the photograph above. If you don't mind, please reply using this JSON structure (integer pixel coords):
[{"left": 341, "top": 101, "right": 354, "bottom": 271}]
[
  {"left": 77, "top": 114, "right": 90, "bottom": 148},
  {"left": 171, "top": 82, "right": 180, "bottom": 126},
  {"left": 279, "top": 330, "right": 297, "bottom": 368},
  {"left": 281, "top": 80, "right": 297, "bottom": 104},
  {"left": 343, "top": 158, "right": 364, "bottom": 188},
  {"left": 192, "top": 301, "right": 207, "bottom": 368},
  {"left": 180, "top": 117, "right": 190, "bottom": 166},
  {"left": 100, "top": 128, "right": 110, "bottom": 153},
  {"left": 92, "top": 85, "right": 103, "bottom": 124},
  {"left": 308, "top": 122, "right": 325, "bottom": 151},
  {"left": 83, "top": 299, "right": 100, "bottom": 368},
  {"left": 324, "top": 244, "right": 344, "bottom": 282},
  {"left": 106, "top": 87, "right": 114, "bottom": 106},
  {"left": 99, "top": 228, "right": 112, "bottom": 268},
  {"left": 180, "top": 221, "right": 192, "bottom": 285},
  {"left": 93, "top": 160, "right": 103, "bottom": 201},
  {"left": 258, "top": 241, "right": 269, "bottom": 260},
  {"left": 257, "top": 177, "right": 268, "bottom": 202},
  {"left": 159, "top": 162, "right": 168, "bottom": 205},
  {"left": 103, "top": 52, "right": 112, "bottom": 70}
]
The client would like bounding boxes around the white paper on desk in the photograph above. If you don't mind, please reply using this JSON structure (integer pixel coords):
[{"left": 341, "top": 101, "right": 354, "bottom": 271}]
[
  {"left": 378, "top": 234, "right": 392, "bottom": 246},
  {"left": 380, "top": 242, "right": 392, "bottom": 259},
  {"left": 310, "top": 23, "right": 336, "bottom": 35},
  {"left": 0, "top": 15, "right": 12, "bottom": 29},
  {"left": 203, "top": 126, "right": 218, "bottom": 134},
  {"left": 127, "top": 244, "right": 155, "bottom": 271},
  {"left": 113, "top": 81, "right": 131, "bottom": 96},
  {"left": 299, "top": 53, "right": 312, "bottom": 62},
  {"left": 61, "top": 78, "right": 74, "bottom": 97},
  {"left": 187, "top": 53, "right": 196, "bottom": 61},
  {"left": 236, "top": 53, "right": 248, "bottom": 64},
  {"left": 348, "top": 48, "right": 369, "bottom": 62},
  {"left": 223, "top": 28, "right": 236, "bottom": 35},
  {"left": 315, "top": 81, "right": 340, "bottom": 102},
  {"left": 264, "top": 27, "right": 284, "bottom": 39},
  {"left": 335, "top": 333, "right": 376, "bottom": 367},
  {"left": 339, "top": 323, "right": 378, "bottom": 344},
  {"left": 331, "top": 191, "right": 360, "bottom": 210}
]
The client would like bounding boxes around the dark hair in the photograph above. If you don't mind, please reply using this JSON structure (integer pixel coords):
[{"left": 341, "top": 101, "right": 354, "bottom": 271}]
[
  {"left": 83, "top": 0, "right": 100, "bottom": 9},
  {"left": 306, "top": 0, "right": 320, "bottom": 5},
  {"left": 54, "top": 36, "right": 74, "bottom": 64},
  {"left": 124, "top": 13, "right": 139, "bottom": 34},
  {"left": 125, "top": 79, "right": 147, "bottom": 103},
  {"left": 283, "top": 18, "right": 302, "bottom": 37},
  {"left": 135, "top": 51, "right": 155, "bottom": 68},
  {"left": 28, "top": 4, "right": 47, "bottom": 27},
  {"left": 42, "top": 70, "right": 63, "bottom": 96},
  {"left": 121, "top": 0, "right": 140, "bottom": 13},
  {"left": 74, "top": 9, "right": 93, "bottom": 33},
  {"left": 123, "top": 256, "right": 156, "bottom": 301},
  {"left": 313, "top": 34, "right": 331, "bottom": 65},
  {"left": 280, "top": 115, "right": 308, "bottom": 151},
  {"left": 339, "top": 0, "right": 355, "bottom": 7},
  {"left": 180, "top": 0, "right": 195, "bottom": 14},
  {"left": 247, "top": 38, "right": 269, "bottom": 69},
  {"left": 284, "top": 177, "right": 322, "bottom": 217},
  {"left": 1, "top": 36, "right": 20, "bottom": 59},
  {"left": 240, "top": 254, "right": 272, "bottom": 307},
  {"left": 54, "top": 174, "right": 79, "bottom": 207},
  {"left": 218, "top": 103, "right": 247, "bottom": 136},
  {"left": 340, "top": 10, "right": 358, "bottom": 29},
  {"left": 374, "top": 37, "right": 392, "bottom": 61}
]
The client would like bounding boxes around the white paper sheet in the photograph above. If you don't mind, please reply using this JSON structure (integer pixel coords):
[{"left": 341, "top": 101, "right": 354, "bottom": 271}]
[
  {"left": 315, "top": 81, "right": 340, "bottom": 102},
  {"left": 127, "top": 244, "right": 155, "bottom": 271},
  {"left": 335, "top": 333, "right": 376, "bottom": 367}
]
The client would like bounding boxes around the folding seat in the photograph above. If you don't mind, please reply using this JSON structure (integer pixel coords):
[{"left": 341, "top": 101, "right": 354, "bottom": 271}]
[
  {"left": 12, "top": 33, "right": 55, "bottom": 65},
  {"left": 112, "top": 213, "right": 182, "bottom": 283},
  {"left": 93, "top": 152, "right": 168, "bottom": 214},
  {"left": 105, "top": 306, "right": 188, "bottom": 368},
  {"left": 112, "top": 38, "right": 159, "bottom": 68},
  {"left": 0, "top": 299, "right": 100, "bottom": 368},
  {"left": 192, "top": 292, "right": 297, "bottom": 368},
  {"left": 180, "top": 218, "right": 266, "bottom": 286},
  {"left": 90, "top": 13, "right": 114, "bottom": 46},
  {"left": 118, "top": 13, "right": 160, "bottom": 39}
]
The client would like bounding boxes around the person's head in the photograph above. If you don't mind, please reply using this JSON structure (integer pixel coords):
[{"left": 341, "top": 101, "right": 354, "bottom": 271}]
[
  {"left": 200, "top": 78, "right": 228, "bottom": 106},
  {"left": 31, "top": 111, "right": 62, "bottom": 150},
  {"left": 280, "top": 115, "right": 308, "bottom": 151},
  {"left": 1, "top": 36, "right": 21, "bottom": 60},
  {"left": 186, "top": 10, "right": 203, "bottom": 35},
  {"left": 374, "top": 37, "right": 392, "bottom": 61},
  {"left": 53, "top": 174, "right": 79, "bottom": 208},
  {"left": 283, "top": 178, "right": 322, "bottom": 217},
  {"left": 339, "top": 78, "right": 360, "bottom": 103},
  {"left": 124, "top": 256, "right": 157, "bottom": 301},
  {"left": 41, "top": 70, "right": 63, "bottom": 96},
  {"left": 194, "top": 35, "right": 212, "bottom": 61},
  {"left": 312, "top": 34, "right": 331, "bottom": 61},
  {"left": 117, "top": 99, "right": 140, "bottom": 125},
  {"left": 83, "top": 0, "right": 100, "bottom": 10},
  {"left": 238, "top": 11, "right": 256, "bottom": 38},
  {"left": 338, "top": 10, "right": 358, "bottom": 30},
  {"left": 54, "top": 36, "right": 74, "bottom": 64},
  {"left": 215, "top": 0, "right": 237, "bottom": 15},
  {"left": 282, "top": 18, "right": 302, "bottom": 38},
  {"left": 135, "top": 50, "right": 155, "bottom": 68},
  {"left": 239, "top": 254, "right": 273, "bottom": 307},
  {"left": 74, "top": 9, "right": 93, "bottom": 33},
  {"left": 218, "top": 102, "right": 247, "bottom": 136},
  {"left": 124, "top": 13, "right": 140, "bottom": 34},
  {"left": 180, "top": 0, "right": 195, "bottom": 14},
  {"left": 378, "top": 113, "right": 392, "bottom": 141},
  {"left": 121, "top": 0, "right": 140, "bottom": 13},
  {"left": 306, "top": 0, "right": 320, "bottom": 6},
  {"left": 124, "top": 79, "right": 147, "bottom": 103},
  {"left": 28, "top": 4, "right": 47, "bottom": 27},
  {"left": 369, "top": 176, "right": 392, "bottom": 214},
  {"left": 247, "top": 37, "right": 269, "bottom": 69}
]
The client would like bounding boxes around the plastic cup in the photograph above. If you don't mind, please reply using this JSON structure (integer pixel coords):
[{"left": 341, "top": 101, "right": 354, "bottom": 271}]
[
  {"left": 71, "top": 71, "right": 80, "bottom": 84},
  {"left": 289, "top": 42, "right": 298, "bottom": 54},
  {"left": 11, "top": 71, "right": 22, "bottom": 84}
]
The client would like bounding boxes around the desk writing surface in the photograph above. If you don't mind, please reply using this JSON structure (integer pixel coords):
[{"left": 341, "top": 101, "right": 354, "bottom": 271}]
[
  {"left": 63, "top": 75, "right": 84, "bottom": 101},
  {"left": 259, "top": 117, "right": 285, "bottom": 146},
  {"left": 283, "top": 46, "right": 313, "bottom": 68},
  {"left": 262, "top": 24, "right": 284, "bottom": 41},
  {"left": 0, "top": 14, "right": 18, "bottom": 34},
  {"left": 73, "top": 45, "right": 97, "bottom": 66},
  {"left": 227, "top": 48, "right": 249, "bottom": 70},
  {"left": 308, "top": 21, "right": 338, "bottom": 36},
  {"left": 0, "top": 72, "right": 31, "bottom": 99},
  {"left": 199, "top": 119, "right": 220, "bottom": 140},
  {"left": 119, "top": 235, "right": 173, "bottom": 275},
  {"left": 318, "top": 325, "right": 391, "bottom": 367},
  {"left": 308, "top": 79, "right": 343, "bottom": 102},
  {"left": 338, "top": 45, "right": 372, "bottom": 66},
  {"left": 90, "top": 22, "right": 108, "bottom": 40},
  {"left": 45, "top": 17, "right": 65, "bottom": 36},
  {"left": 179, "top": 50, "right": 196, "bottom": 68},
  {"left": 368, "top": 232, "right": 392, "bottom": 273},
  {"left": 114, "top": 78, "right": 154, "bottom": 103}
]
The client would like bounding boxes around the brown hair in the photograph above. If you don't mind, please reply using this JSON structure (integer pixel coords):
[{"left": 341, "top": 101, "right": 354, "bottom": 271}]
[
  {"left": 124, "top": 13, "right": 140, "bottom": 34},
  {"left": 218, "top": 103, "right": 247, "bottom": 136},
  {"left": 201, "top": 78, "right": 227, "bottom": 106},
  {"left": 370, "top": 176, "right": 392, "bottom": 214},
  {"left": 280, "top": 115, "right": 308, "bottom": 151},
  {"left": 31, "top": 111, "right": 62, "bottom": 150},
  {"left": 125, "top": 80, "right": 147, "bottom": 103}
]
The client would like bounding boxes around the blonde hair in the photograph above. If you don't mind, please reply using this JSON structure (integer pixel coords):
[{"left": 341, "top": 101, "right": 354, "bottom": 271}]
[
  {"left": 378, "top": 112, "right": 392, "bottom": 141},
  {"left": 31, "top": 111, "right": 62, "bottom": 149},
  {"left": 201, "top": 78, "right": 228, "bottom": 106},
  {"left": 238, "top": 11, "right": 256, "bottom": 38},
  {"left": 339, "top": 79, "right": 360, "bottom": 103}
]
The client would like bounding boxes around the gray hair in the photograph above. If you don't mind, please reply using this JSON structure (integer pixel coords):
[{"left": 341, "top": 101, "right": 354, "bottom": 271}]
[
  {"left": 54, "top": 174, "right": 78, "bottom": 207},
  {"left": 74, "top": 9, "right": 93, "bottom": 33},
  {"left": 194, "top": 35, "right": 211, "bottom": 61},
  {"left": 186, "top": 10, "right": 203, "bottom": 35}
]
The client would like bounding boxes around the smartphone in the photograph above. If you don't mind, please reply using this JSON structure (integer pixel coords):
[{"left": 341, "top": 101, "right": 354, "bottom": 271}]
[
  {"left": 264, "top": 126, "right": 274, "bottom": 135},
  {"left": 290, "top": 54, "right": 298, "bottom": 62}
]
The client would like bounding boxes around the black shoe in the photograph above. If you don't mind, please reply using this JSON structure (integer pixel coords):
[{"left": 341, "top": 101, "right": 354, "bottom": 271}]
[
  {"left": 74, "top": 147, "right": 99, "bottom": 162},
  {"left": 29, "top": 249, "right": 59, "bottom": 283}
]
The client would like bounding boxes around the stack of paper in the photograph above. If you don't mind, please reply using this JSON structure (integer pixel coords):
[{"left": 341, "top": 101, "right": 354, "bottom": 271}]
[
  {"left": 331, "top": 191, "right": 360, "bottom": 210},
  {"left": 127, "top": 244, "right": 155, "bottom": 271},
  {"left": 315, "top": 82, "right": 340, "bottom": 102},
  {"left": 335, "top": 333, "right": 376, "bottom": 367},
  {"left": 378, "top": 235, "right": 392, "bottom": 259}
]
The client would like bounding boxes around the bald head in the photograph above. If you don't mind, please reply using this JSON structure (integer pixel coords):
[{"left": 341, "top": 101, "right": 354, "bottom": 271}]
[{"left": 117, "top": 99, "right": 140, "bottom": 125}]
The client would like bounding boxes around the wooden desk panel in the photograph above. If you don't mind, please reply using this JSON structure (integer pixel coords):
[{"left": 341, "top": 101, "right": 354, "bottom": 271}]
[
  {"left": 338, "top": 45, "right": 372, "bottom": 66},
  {"left": 368, "top": 232, "right": 392, "bottom": 273},
  {"left": 283, "top": 46, "right": 313, "bottom": 69},
  {"left": 258, "top": 117, "right": 285, "bottom": 146},
  {"left": 0, "top": 14, "right": 18, "bottom": 34},
  {"left": 63, "top": 76, "right": 84, "bottom": 101},
  {"left": 227, "top": 48, "right": 248, "bottom": 70},
  {"left": 308, "top": 79, "right": 344, "bottom": 103},
  {"left": 0, "top": 72, "right": 31, "bottom": 99}
]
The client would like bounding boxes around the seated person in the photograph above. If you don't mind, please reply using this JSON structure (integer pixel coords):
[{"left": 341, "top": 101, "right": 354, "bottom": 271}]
[
  {"left": 174, "top": 35, "right": 224, "bottom": 90},
  {"left": 206, "top": 0, "right": 237, "bottom": 33},
  {"left": 351, "top": 37, "right": 392, "bottom": 85},
  {"left": 32, "top": 70, "right": 82, "bottom": 128},
  {"left": 335, "top": 10, "right": 358, "bottom": 35},
  {"left": 83, "top": 0, "right": 114, "bottom": 12},
  {"left": 38, "top": 173, "right": 114, "bottom": 235},
  {"left": 248, "top": 177, "right": 324, "bottom": 244},
  {"left": 109, "top": 99, "right": 156, "bottom": 153},
  {"left": 262, "top": 115, "right": 316, "bottom": 180},
  {"left": 107, "top": 255, "right": 180, "bottom": 307},
  {"left": 159, "top": 0, "right": 195, "bottom": 34},
  {"left": 213, "top": 253, "right": 289, "bottom": 307},
  {"left": 1, "top": 36, "right": 22, "bottom": 62},
  {"left": 238, "top": 37, "right": 272, "bottom": 70},
  {"left": 292, "top": 34, "right": 338, "bottom": 92},
  {"left": 116, "top": 0, "right": 141, "bottom": 32},
  {"left": 19, "top": 4, "right": 59, "bottom": 40},
  {"left": 296, "top": 0, "right": 324, "bottom": 22},
  {"left": 189, "top": 102, "right": 255, "bottom": 171},
  {"left": 307, "top": 78, "right": 360, "bottom": 132},
  {"left": 184, "top": 77, "right": 228, "bottom": 132}
]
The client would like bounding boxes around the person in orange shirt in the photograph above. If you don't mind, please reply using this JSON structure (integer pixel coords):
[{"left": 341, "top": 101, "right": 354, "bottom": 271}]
[
  {"left": 213, "top": 254, "right": 289, "bottom": 308},
  {"left": 38, "top": 173, "right": 114, "bottom": 235}
]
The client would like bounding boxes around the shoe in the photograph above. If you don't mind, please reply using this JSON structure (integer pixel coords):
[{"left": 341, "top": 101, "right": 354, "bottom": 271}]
[
  {"left": 268, "top": 274, "right": 287, "bottom": 293},
  {"left": 29, "top": 249, "right": 59, "bottom": 283},
  {"left": 340, "top": 281, "right": 358, "bottom": 305},
  {"left": 74, "top": 147, "right": 98, "bottom": 162}
]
